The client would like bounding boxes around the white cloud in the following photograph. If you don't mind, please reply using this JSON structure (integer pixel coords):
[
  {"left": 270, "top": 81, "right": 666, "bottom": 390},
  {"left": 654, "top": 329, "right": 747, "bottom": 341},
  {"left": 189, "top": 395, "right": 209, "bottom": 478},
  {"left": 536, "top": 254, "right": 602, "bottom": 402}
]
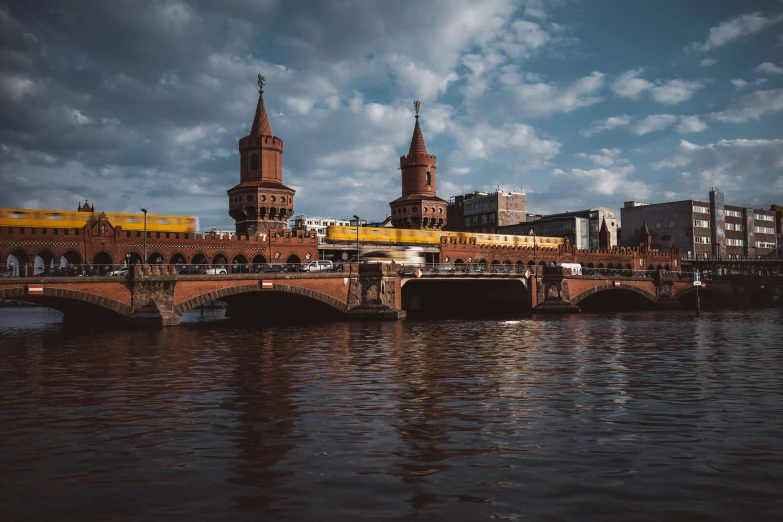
[
  {"left": 687, "top": 11, "right": 783, "bottom": 52},
  {"left": 455, "top": 122, "right": 560, "bottom": 161},
  {"left": 700, "top": 58, "right": 717, "bottom": 67},
  {"left": 630, "top": 114, "right": 678, "bottom": 135},
  {"left": 756, "top": 62, "right": 783, "bottom": 75},
  {"left": 612, "top": 69, "right": 703, "bottom": 104},
  {"left": 612, "top": 68, "right": 653, "bottom": 99},
  {"left": 711, "top": 88, "right": 783, "bottom": 123},
  {"left": 509, "top": 71, "right": 605, "bottom": 117},
  {"left": 653, "top": 139, "right": 783, "bottom": 197},
  {"left": 730, "top": 78, "right": 767, "bottom": 90},
  {"left": 675, "top": 115, "right": 707, "bottom": 134},
  {"left": 575, "top": 148, "right": 622, "bottom": 167},
  {"left": 580, "top": 115, "right": 632, "bottom": 136},
  {"left": 387, "top": 55, "right": 459, "bottom": 101},
  {"left": 650, "top": 79, "right": 704, "bottom": 105}
]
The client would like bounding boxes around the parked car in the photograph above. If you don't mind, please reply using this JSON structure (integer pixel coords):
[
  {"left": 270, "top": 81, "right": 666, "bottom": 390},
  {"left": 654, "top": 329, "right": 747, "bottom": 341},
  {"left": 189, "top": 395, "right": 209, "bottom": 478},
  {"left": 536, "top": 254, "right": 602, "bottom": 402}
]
[
  {"left": 108, "top": 266, "right": 132, "bottom": 277},
  {"left": 491, "top": 265, "right": 510, "bottom": 274},
  {"left": 434, "top": 264, "right": 455, "bottom": 273},
  {"left": 205, "top": 265, "right": 227, "bottom": 275},
  {"left": 178, "top": 265, "right": 207, "bottom": 275},
  {"left": 302, "top": 260, "right": 334, "bottom": 272},
  {"left": 256, "top": 264, "right": 288, "bottom": 273}
]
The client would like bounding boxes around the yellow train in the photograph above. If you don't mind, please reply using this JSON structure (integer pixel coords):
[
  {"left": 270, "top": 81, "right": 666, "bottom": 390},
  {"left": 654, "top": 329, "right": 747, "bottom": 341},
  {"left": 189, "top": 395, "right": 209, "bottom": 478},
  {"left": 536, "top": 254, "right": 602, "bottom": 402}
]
[
  {"left": 0, "top": 208, "right": 199, "bottom": 233},
  {"left": 326, "top": 226, "right": 565, "bottom": 248}
]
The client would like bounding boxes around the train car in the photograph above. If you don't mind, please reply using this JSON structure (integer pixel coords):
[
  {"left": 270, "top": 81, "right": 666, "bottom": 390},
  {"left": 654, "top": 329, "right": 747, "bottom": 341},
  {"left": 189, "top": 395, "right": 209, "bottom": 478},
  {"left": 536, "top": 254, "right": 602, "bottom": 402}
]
[
  {"left": 0, "top": 208, "right": 199, "bottom": 233},
  {"left": 325, "top": 225, "right": 565, "bottom": 249}
]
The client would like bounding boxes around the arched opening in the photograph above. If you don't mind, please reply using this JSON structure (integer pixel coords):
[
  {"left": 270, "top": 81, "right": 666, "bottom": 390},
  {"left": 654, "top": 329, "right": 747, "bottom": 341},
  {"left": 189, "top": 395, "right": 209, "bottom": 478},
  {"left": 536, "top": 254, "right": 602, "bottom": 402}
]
[
  {"left": 577, "top": 288, "right": 656, "bottom": 313},
  {"left": 6, "top": 249, "right": 31, "bottom": 276},
  {"left": 147, "top": 252, "right": 164, "bottom": 265},
  {"left": 169, "top": 253, "right": 187, "bottom": 265},
  {"left": 93, "top": 252, "right": 114, "bottom": 275},
  {"left": 191, "top": 253, "right": 208, "bottom": 265},
  {"left": 250, "top": 153, "right": 258, "bottom": 170},
  {"left": 647, "top": 265, "right": 655, "bottom": 271},
  {"left": 60, "top": 250, "right": 82, "bottom": 268},
  {"left": 209, "top": 289, "right": 346, "bottom": 323},
  {"left": 252, "top": 254, "right": 267, "bottom": 265},
  {"left": 606, "top": 263, "right": 614, "bottom": 270},
  {"left": 286, "top": 254, "right": 301, "bottom": 269},
  {"left": 490, "top": 260, "right": 500, "bottom": 266},
  {"left": 454, "top": 258, "right": 465, "bottom": 270},
  {"left": 516, "top": 261, "right": 524, "bottom": 273},
  {"left": 212, "top": 254, "right": 228, "bottom": 266},
  {"left": 676, "top": 287, "right": 734, "bottom": 310},
  {"left": 597, "top": 263, "right": 605, "bottom": 270},
  {"left": 425, "top": 171, "right": 431, "bottom": 185},
  {"left": 664, "top": 264, "right": 671, "bottom": 271},
  {"left": 587, "top": 263, "right": 595, "bottom": 269},
  {"left": 479, "top": 259, "right": 488, "bottom": 267},
  {"left": 527, "top": 260, "right": 535, "bottom": 267},
  {"left": 232, "top": 254, "right": 248, "bottom": 273},
  {"left": 34, "top": 250, "right": 57, "bottom": 276},
  {"left": 402, "top": 279, "right": 530, "bottom": 318}
]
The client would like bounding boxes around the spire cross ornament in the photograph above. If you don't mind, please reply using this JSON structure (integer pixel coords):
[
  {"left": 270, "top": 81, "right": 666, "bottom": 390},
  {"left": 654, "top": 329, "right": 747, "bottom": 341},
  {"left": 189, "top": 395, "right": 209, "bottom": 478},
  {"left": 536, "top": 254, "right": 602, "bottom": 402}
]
[
  {"left": 414, "top": 100, "right": 420, "bottom": 118},
  {"left": 257, "top": 73, "right": 265, "bottom": 93}
]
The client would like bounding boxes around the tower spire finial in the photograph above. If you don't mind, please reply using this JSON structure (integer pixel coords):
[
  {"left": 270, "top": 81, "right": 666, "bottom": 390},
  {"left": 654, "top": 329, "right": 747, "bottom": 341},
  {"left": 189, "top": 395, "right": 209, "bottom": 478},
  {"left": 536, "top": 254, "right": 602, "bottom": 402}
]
[
  {"left": 414, "top": 100, "right": 420, "bottom": 119},
  {"left": 257, "top": 73, "right": 265, "bottom": 94}
]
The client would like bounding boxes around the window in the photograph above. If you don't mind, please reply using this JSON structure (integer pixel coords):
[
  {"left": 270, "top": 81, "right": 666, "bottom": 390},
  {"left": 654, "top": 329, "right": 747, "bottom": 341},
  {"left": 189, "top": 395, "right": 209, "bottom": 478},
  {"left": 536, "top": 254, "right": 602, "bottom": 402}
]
[
  {"left": 726, "top": 210, "right": 742, "bottom": 218},
  {"left": 754, "top": 226, "right": 775, "bottom": 234},
  {"left": 754, "top": 213, "right": 774, "bottom": 221},
  {"left": 693, "top": 205, "right": 710, "bottom": 214},
  {"left": 725, "top": 223, "right": 743, "bottom": 231},
  {"left": 250, "top": 153, "right": 258, "bottom": 170},
  {"left": 726, "top": 239, "right": 744, "bottom": 246},
  {"left": 425, "top": 171, "right": 431, "bottom": 185},
  {"left": 694, "top": 220, "right": 711, "bottom": 228},
  {"left": 64, "top": 229, "right": 69, "bottom": 236},
  {"left": 755, "top": 241, "right": 775, "bottom": 248},
  {"left": 694, "top": 236, "right": 711, "bottom": 244}
]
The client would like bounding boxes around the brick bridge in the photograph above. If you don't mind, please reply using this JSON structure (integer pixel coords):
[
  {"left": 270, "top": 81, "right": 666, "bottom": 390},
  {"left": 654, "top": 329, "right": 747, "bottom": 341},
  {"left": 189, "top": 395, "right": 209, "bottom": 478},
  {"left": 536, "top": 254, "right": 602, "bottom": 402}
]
[{"left": 2, "top": 264, "right": 776, "bottom": 326}]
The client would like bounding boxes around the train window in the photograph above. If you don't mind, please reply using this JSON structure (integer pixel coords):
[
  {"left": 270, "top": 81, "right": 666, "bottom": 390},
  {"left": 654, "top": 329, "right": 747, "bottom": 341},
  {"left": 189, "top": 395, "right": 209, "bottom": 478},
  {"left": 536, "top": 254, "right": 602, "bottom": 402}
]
[
  {"left": 127, "top": 216, "right": 138, "bottom": 223},
  {"left": 158, "top": 218, "right": 168, "bottom": 224},
  {"left": 49, "top": 213, "right": 61, "bottom": 220},
  {"left": 370, "top": 230, "right": 379, "bottom": 234},
  {"left": 12, "top": 212, "right": 23, "bottom": 219}
]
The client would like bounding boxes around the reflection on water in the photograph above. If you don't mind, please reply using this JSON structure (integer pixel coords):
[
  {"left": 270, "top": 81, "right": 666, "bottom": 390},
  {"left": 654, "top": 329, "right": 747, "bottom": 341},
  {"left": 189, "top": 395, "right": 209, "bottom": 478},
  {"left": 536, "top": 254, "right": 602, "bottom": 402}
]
[{"left": 1, "top": 308, "right": 782, "bottom": 521}]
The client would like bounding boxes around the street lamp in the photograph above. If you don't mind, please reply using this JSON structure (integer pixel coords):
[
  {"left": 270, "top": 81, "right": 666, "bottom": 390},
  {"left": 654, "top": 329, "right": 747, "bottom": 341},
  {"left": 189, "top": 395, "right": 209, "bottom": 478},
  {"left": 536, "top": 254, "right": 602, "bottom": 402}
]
[
  {"left": 353, "top": 215, "right": 360, "bottom": 264},
  {"left": 529, "top": 226, "right": 537, "bottom": 273},
  {"left": 141, "top": 208, "right": 147, "bottom": 264}
]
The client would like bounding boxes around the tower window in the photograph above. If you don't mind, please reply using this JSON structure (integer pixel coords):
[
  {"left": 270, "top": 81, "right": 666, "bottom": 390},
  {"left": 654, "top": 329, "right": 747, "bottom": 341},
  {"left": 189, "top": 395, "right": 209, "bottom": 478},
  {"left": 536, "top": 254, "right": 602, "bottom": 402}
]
[
  {"left": 425, "top": 171, "right": 431, "bottom": 185},
  {"left": 250, "top": 153, "right": 258, "bottom": 170}
]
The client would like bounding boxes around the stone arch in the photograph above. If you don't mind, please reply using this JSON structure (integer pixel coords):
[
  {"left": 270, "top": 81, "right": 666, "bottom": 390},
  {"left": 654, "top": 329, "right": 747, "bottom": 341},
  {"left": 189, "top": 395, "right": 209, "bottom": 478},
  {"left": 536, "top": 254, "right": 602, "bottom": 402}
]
[
  {"left": 93, "top": 251, "right": 113, "bottom": 275},
  {"left": 147, "top": 251, "right": 165, "bottom": 264},
  {"left": 490, "top": 259, "right": 500, "bottom": 266},
  {"left": 571, "top": 284, "right": 657, "bottom": 306},
  {"left": 169, "top": 252, "right": 187, "bottom": 265},
  {"left": 606, "top": 263, "right": 614, "bottom": 270},
  {"left": 0, "top": 287, "right": 132, "bottom": 317},
  {"left": 174, "top": 283, "right": 348, "bottom": 316},
  {"left": 527, "top": 260, "right": 535, "bottom": 266},
  {"left": 6, "top": 249, "right": 31, "bottom": 276},
  {"left": 664, "top": 264, "right": 671, "bottom": 271},
  {"left": 33, "top": 249, "right": 57, "bottom": 275},
  {"left": 191, "top": 252, "right": 208, "bottom": 264},
  {"left": 252, "top": 254, "right": 267, "bottom": 265},
  {"left": 286, "top": 254, "right": 301, "bottom": 267},
  {"left": 647, "top": 264, "right": 655, "bottom": 271},
  {"left": 212, "top": 253, "right": 228, "bottom": 265},
  {"left": 516, "top": 261, "right": 524, "bottom": 273},
  {"left": 232, "top": 254, "right": 248, "bottom": 264},
  {"left": 60, "top": 250, "right": 82, "bottom": 267},
  {"left": 454, "top": 258, "right": 465, "bottom": 270},
  {"left": 478, "top": 259, "right": 488, "bottom": 267},
  {"left": 587, "top": 263, "right": 595, "bottom": 269},
  {"left": 231, "top": 254, "right": 249, "bottom": 273}
]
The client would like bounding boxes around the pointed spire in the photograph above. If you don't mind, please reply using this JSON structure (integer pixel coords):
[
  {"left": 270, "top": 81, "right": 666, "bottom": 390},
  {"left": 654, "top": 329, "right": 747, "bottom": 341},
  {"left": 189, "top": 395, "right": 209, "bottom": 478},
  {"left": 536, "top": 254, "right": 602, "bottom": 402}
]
[
  {"left": 408, "top": 100, "right": 428, "bottom": 155},
  {"left": 641, "top": 221, "right": 650, "bottom": 235},
  {"left": 600, "top": 217, "right": 608, "bottom": 232},
  {"left": 250, "top": 73, "right": 272, "bottom": 137}
]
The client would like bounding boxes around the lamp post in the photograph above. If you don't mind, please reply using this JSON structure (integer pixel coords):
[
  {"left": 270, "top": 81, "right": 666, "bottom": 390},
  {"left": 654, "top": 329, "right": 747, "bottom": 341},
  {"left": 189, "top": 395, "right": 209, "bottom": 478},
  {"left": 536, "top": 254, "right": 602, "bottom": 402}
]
[
  {"left": 353, "top": 215, "right": 360, "bottom": 264},
  {"left": 530, "top": 226, "right": 537, "bottom": 274},
  {"left": 141, "top": 208, "right": 147, "bottom": 264}
]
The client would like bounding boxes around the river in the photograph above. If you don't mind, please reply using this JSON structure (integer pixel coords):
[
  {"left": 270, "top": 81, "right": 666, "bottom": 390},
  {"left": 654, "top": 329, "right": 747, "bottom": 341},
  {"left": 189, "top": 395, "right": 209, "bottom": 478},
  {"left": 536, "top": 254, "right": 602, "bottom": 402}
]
[{"left": 1, "top": 307, "right": 782, "bottom": 521}]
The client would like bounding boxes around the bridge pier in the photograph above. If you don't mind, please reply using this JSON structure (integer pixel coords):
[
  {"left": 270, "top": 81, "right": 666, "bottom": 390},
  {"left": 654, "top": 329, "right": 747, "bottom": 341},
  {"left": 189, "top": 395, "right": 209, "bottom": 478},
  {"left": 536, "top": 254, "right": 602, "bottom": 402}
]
[
  {"left": 532, "top": 269, "right": 581, "bottom": 314},
  {"left": 130, "top": 278, "right": 180, "bottom": 327},
  {"left": 345, "top": 264, "right": 406, "bottom": 320}
]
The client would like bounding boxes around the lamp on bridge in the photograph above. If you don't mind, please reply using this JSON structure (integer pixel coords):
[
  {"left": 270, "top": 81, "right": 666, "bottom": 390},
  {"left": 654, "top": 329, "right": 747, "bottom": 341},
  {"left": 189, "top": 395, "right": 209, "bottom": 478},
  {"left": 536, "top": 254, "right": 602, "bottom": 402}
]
[
  {"left": 529, "top": 226, "right": 537, "bottom": 273},
  {"left": 353, "top": 215, "right": 360, "bottom": 264},
  {"left": 141, "top": 208, "right": 148, "bottom": 264}
]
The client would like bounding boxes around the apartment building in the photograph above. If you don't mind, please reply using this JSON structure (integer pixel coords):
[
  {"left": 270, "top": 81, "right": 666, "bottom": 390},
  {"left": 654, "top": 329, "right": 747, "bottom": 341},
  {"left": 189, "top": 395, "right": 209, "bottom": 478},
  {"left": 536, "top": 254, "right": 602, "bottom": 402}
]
[{"left": 445, "top": 191, "right": 526, "bottom": 233}]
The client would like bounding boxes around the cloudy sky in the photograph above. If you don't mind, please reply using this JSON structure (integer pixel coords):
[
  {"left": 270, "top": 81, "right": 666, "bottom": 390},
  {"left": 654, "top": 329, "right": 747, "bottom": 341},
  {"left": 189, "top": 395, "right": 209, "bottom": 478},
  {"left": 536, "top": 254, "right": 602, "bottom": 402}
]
[{"left": 1, "top": 0, "right": 782, "bottom": 229}]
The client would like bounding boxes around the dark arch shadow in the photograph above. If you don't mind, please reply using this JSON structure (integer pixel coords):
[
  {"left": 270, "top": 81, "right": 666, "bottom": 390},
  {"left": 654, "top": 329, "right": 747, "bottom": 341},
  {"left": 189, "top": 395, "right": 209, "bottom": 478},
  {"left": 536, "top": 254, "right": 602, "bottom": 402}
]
[
  {"left": 0, "top": 287, "right": 132, "bottom": 324},
  {"left": 571, "top": 285, "right": 657, "bottom": 313}
]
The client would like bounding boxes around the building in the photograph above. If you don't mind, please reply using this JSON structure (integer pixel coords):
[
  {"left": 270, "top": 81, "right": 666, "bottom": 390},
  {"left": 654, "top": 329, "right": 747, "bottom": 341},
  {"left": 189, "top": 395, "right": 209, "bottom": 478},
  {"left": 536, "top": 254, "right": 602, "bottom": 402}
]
[
  {"left": 228, "top": 74, "right": 295, "bottom": 235},
  {"left": 445, "top": 191, "right": 527, "bottom": 233},
  {"left": 389, "top": 101, "right": 448, "bottom": 229},
  {"left": 499, "top": 207, "right": 618, "bottom": 249},
  {"left": 291, "top": 215, "right": 351, "bottom": 243},
  {"left": 620, "top": 188, "right": 777, "bottom": 258}
]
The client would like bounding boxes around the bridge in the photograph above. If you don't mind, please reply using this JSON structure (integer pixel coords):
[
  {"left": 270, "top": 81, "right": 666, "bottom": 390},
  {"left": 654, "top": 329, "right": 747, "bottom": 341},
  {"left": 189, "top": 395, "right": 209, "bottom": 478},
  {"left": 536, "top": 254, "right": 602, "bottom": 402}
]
[{"left": 1, "top": 263, "right": 779, "bottom": 326}]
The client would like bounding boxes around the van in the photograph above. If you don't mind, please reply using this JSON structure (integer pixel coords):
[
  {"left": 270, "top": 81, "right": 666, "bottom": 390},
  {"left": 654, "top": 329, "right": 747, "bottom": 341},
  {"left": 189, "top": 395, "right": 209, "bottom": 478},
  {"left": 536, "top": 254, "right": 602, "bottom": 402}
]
[
  {"left": 556, "top": 263, "right": 582, "bottom": 275},
  {"left": 303, "top": 260, "right": 334, "bottom": 272}
]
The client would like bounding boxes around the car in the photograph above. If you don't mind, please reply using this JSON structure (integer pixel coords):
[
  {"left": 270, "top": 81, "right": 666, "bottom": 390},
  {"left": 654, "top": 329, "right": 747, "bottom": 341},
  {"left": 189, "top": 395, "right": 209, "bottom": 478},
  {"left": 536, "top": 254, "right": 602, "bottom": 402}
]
[
  {"left": 178, "top": 265, "right": 207, "bottom": 275},
  {"left": 108, "top": 266, "right": 132, "bottom": 277},
  {"left": 302, "top": 260, "right": 334, "bottom": 272},
  {"left": 491, "top": 265, "right": 510, "bottom": 274},
  {"left": 258, "top": 264, "right": 288, "bottom": 273},
  {"left": 434, "top": 264, "right": 455, "bottom": 273},
  {"left": 205, "top": 266, "right": 227, "bottom": 275}
]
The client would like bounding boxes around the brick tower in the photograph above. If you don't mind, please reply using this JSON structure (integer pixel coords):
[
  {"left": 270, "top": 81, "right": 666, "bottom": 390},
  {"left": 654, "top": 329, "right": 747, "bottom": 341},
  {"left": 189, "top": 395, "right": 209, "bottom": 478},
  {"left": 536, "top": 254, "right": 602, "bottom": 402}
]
[
  {"left": 228, "top": 74, "right": 295, "bottom": 235},
  {"left": 389, "top": 101, "right": 447, "bottom": 229},
  {"left": 599, "top": 217, "right": 611, "bottom": 249}
]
